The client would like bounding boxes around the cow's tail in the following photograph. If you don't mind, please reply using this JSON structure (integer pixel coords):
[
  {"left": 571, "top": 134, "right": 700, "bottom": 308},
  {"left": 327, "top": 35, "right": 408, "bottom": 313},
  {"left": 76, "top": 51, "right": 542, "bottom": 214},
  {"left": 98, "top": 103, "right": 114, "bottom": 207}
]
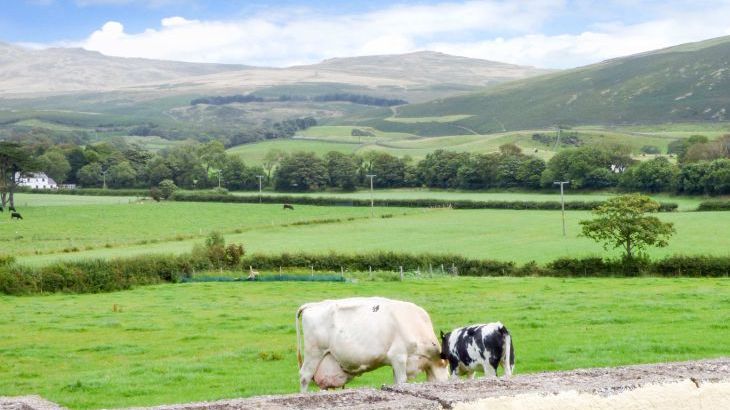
[
  {"left": 295, "top": 304, "right": 308, "bottom": 369},
  {"left": 500, "top": 323, "right": 514, "bottom": 377}
]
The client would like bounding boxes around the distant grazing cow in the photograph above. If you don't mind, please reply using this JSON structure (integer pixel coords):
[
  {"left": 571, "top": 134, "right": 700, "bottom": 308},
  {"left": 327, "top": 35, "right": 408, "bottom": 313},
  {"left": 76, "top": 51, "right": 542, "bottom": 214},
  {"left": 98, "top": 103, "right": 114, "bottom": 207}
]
[
  {"left": 296, "top": 297, "right": 448, "bottom": 392},
  {"left": 283, "top": 203, "right": 294, "bottom": 210},
  {"left": 8, "top": 206, "right": 16, "bottom": 212},
  {"left": 0, "top": 206, "right": 3, "bottom": 212},
  {"left": 10, "top": 212, "right": 22, "bottom": 220},
  {"left": 440, "top": 322, "right": 514, "bottom": 379}
]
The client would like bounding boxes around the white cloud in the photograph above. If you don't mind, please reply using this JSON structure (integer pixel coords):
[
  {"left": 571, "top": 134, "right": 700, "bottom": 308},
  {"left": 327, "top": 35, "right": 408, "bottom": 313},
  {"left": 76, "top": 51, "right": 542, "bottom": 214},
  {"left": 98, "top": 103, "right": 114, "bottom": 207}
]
[
  {"left": 73, "top": 0, "right": 564, "bottom": 66},
  {"left": 428, "top": 8, "right": 730, "bottom": 68},
  {"left": 45, "top": 0, "right": 730, "bottom": 68}
]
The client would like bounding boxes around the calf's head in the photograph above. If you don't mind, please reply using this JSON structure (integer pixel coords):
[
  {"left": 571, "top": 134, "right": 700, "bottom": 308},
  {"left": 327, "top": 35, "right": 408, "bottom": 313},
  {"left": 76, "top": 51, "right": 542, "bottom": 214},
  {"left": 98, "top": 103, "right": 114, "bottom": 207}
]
[{"left": 409, "top": 340, "right": 449, "bottom": 382}]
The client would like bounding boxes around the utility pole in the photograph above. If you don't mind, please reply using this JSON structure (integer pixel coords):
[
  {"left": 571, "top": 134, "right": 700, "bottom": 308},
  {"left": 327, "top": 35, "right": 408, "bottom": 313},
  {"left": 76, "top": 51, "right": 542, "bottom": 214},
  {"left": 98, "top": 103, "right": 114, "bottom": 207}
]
[
  {"left": 553, "top": 181, "right": 570, "bottom": 236},
  {"left": 101, "top": 168, "right": 108, "bottom": 190},
  {"left": 366, "top": 174, "right": 376, "bottom": 216},
  {"left": 257, "top": 175, "right": 263, "bottom": 203}
]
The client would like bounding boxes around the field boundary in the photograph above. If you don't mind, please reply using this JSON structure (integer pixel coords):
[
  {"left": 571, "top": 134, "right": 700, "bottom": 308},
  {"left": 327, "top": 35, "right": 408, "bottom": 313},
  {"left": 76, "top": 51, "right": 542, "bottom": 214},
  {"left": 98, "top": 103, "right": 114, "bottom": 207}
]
[{"left": 170, "top": 192, "right": 680, "bottom": 212}]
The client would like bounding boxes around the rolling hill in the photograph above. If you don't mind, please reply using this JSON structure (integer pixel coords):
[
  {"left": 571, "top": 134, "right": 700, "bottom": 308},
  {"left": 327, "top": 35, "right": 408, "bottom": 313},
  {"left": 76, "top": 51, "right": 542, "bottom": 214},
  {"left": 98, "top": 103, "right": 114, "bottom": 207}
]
[
  {"left": 0, "top": 42, "right": 248, "bottom": 95},
  {"left": 0, "top": 44, "right": 549, "bottom": 141},
  {"left": 361, "top": 36, "right": 730, "bottom": 135}
]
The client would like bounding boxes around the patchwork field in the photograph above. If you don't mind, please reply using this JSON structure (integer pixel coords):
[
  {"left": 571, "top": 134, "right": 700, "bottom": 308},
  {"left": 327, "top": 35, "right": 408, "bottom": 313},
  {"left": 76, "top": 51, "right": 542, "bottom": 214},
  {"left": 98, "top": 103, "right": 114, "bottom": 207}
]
[
  {"left": 227, "top": 123, "right": 727, "bottom": 165},
  {"left": 1, "top": 277, "right": 727, "bottom": 409},
  {"left": 5, "top": 193, "right": 729, "bottom": 267}
]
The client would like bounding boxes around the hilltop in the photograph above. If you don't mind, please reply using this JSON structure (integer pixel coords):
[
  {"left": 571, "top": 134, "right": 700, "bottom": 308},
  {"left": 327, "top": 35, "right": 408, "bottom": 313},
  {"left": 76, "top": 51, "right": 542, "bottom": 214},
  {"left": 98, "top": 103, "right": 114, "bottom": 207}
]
[
  {"left": 0, "top": 45, "right": 546, "bottom": 100},
  {"left": 0, "top": 44, "right": 549, "bottom": 142},
  {"left": 0, "top": 42, "right": 247, "bottom": 94}
]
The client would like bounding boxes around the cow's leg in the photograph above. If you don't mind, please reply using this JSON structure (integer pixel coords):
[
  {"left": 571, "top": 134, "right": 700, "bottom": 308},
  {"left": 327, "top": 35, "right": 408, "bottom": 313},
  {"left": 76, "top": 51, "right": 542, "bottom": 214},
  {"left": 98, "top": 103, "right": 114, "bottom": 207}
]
[
  {"left": 482, "top": 362, "right": 497, "bottom": 378},
  {"left": 387, "top": 350, "right": 408, "bottom": 384},
  {"left": 299, "top": 352, "right": 325, "bottom": 393},
  {"left": 467, "top": 370, "right": 476, "bottom": 380}
]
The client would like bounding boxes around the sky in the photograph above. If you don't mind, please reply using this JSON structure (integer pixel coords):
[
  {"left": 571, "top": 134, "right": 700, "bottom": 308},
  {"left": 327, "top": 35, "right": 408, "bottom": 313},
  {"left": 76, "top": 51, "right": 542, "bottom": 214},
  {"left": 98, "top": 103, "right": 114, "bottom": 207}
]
[{"left": 2, "top": 0, "right": 730, "bottom": 68}]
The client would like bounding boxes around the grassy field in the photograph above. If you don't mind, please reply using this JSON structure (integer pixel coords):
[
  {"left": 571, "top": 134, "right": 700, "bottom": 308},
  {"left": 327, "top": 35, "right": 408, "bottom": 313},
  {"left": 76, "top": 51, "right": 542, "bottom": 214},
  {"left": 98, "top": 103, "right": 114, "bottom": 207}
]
[
  {"left": 11, "top": 193, "right": 140, "bottom": 207},
  {"left": 2, "top": 199, "right": 411, "bottom": 258},
  {"left": 385, "top": 114, "right": 474, "bottom": 123},
  {"left": 226, "top": 139, "right": 362, "bottom": 165},
  {"left": 1, "top": 277, "right": 727, "bottom": 409},
  {"left": 8, "top": 194, "right": 729, "bottom": 267},
  {"left": 227, "top": 123, "right": 716, "bottom": 165}
]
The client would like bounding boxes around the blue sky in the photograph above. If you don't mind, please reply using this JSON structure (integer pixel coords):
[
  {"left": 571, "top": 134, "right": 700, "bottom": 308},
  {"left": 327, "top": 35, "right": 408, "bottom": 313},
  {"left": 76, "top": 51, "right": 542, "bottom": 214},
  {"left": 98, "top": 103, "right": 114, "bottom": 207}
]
[{"left": 2, "top": 1, "right": 730, "bottom": 68}]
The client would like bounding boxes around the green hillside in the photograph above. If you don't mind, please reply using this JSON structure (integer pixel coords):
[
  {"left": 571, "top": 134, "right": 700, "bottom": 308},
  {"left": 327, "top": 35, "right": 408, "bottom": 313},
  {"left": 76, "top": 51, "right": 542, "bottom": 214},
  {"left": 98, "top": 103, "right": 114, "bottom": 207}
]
[
  {"left": 228, "top": 124, "right": 721, "bottom": 164},
  {"left": 374, "top": 36, "right": 730, "bottom": 134}
]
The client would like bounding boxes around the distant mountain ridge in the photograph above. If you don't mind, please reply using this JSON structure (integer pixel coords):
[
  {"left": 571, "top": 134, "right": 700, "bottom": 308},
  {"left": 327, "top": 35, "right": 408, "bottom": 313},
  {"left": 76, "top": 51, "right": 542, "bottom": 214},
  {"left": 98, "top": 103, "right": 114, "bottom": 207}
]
[
  {"left": 382, "top": 35, "right": 730, "bottom": 134},
  {"left": 0, "top": 43, "right": 548, "bottom": 98},
  {"left": 298, "top": 51, "right": 549, "bottom": 86},
  {"left": 0, "top": 42, "right": 248, "bottom": 94}
]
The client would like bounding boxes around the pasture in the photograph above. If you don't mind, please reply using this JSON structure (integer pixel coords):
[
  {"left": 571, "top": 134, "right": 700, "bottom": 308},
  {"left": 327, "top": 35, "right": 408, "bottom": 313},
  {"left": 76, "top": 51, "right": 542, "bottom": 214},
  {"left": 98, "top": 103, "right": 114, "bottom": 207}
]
[
  {"left": 226, "top": 123, "right": 721, "bottom": 165},
  {"left": 6, "top": 194, "right": 729, "bottom": 267},
  {"left": 2, "top": 198, "right": 411, "bottom": 259},
  {"left": 0, "top": 277, "right": 727, "bottom": 409}
]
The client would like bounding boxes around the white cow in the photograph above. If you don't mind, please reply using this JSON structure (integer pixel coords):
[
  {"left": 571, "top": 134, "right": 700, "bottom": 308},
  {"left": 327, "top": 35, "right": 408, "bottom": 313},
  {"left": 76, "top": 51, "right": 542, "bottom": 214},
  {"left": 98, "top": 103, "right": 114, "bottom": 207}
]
[{"left": 295, "top": 297, "right": 449, "bottom": 392}]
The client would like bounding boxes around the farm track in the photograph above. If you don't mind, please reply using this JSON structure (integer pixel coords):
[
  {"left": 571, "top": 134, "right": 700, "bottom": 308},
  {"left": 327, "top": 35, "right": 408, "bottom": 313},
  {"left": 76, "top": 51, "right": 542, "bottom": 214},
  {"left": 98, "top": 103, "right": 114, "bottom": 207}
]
[{"left": 6, "top": 359, "right": 724, "bottom": 410}]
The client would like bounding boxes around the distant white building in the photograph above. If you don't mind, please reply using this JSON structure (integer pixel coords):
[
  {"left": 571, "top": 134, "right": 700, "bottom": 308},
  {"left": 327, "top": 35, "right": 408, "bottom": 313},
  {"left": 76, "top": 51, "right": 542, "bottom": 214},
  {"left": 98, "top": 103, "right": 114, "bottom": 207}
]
[{"left": 15, "top": 172, "right": 58, "bottom": 190}]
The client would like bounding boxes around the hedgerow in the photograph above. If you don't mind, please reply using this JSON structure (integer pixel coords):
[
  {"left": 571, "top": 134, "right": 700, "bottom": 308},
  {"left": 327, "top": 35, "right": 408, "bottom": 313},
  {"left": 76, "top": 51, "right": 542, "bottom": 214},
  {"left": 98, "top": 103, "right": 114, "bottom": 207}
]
[
  {"left": 170, "top": 192, "right": 679, "bottom": 212},
  {"left": 697, "top": 200, "right": 730, "bottom": 211},
  {"left": 1, "top": 251, "right": 727, "bottom": 295}
]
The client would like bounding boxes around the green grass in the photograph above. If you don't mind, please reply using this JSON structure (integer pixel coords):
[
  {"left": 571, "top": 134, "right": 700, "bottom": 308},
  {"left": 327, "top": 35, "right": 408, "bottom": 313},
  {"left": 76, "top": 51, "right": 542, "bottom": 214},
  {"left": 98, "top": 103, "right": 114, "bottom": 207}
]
[
  {"left": 11, "top": 195, "right": 729, "bottom": 267},
  {"left": 226, "top": 123, "right": 715, "bottom": 165},
  {"left": 226, "top": 139, "right": 361, "bottom": 165},
  {"left": 120, "top": 136, "right": 186, "bottom": 152},
  {"left": 385, "top": 114, "right": 473, "bottom": 123},
  {"left": 299, "top": 125, "right": 416, "bottom": 140},
  {"left": 11, "top": 193, "right": 140, "bottom": 207},
  {"left": 0, "top": 277, "right": 727, "bottom": 409},
  {"left": 3, "top": 200, "right": 413, "bottom": 258},
  {"left": 386, "top": 37, "right": 730, "bottom": 133}
]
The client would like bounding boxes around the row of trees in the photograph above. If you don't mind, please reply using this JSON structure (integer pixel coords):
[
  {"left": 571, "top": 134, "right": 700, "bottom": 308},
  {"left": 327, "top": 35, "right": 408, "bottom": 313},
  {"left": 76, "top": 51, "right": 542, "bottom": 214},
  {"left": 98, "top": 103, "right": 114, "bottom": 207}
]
[
  {"left": 270, "top": 142, "right": 730, "bottom": 195},
  {"left": 190, "top": 93, "right": 407, "bottom": 107},
  {"left": 4, "top": 139, "right": 265, "bottom": 194},
  {"left": 5, "top": 134, "right": 730, "bottom": 197}
]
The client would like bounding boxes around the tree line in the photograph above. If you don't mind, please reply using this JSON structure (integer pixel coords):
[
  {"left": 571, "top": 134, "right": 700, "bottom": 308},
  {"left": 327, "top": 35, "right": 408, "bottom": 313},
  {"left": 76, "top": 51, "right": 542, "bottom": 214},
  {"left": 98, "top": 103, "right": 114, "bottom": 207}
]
[
  {"left": 190, "top": 93, "right": 407, "bottom": 107},
  {"left": 272, "top": 137, "right": 730, "bottom": 194},
  {"left": 2, "top": 134, "right": 729, "bottom": 208}
]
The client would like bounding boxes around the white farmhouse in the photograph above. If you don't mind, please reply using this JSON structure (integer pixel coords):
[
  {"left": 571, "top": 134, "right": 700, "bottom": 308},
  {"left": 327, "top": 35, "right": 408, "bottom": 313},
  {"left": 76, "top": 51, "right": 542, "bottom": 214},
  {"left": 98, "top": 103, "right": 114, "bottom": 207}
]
[{"left": 15, "top": 172, "right": 58, "bottom": 190}]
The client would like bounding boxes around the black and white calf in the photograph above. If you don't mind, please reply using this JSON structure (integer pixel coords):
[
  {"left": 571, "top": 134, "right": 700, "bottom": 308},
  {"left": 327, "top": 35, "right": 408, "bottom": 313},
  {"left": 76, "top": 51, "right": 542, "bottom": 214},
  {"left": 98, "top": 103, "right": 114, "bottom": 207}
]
[{"left": 440, "top": 322, "right": 514, "bottom": 379}]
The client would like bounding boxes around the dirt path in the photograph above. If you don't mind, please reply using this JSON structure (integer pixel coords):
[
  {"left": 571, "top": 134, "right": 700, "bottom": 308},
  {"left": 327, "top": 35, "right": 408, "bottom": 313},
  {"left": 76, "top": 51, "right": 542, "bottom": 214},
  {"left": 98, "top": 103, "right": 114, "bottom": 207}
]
[{"left": 2, "top": 358, "right": 728, "bottom": 410}]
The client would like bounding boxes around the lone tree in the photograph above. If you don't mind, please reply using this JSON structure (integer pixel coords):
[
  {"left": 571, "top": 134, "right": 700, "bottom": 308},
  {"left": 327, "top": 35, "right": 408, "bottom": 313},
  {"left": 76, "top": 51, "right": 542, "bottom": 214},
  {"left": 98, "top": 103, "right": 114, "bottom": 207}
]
[
  {"left": 0, "top": 142, "right": 35, "bottom": 209},
  {"left": 579, "top": 194, "right": 675, "bottom": 260}
]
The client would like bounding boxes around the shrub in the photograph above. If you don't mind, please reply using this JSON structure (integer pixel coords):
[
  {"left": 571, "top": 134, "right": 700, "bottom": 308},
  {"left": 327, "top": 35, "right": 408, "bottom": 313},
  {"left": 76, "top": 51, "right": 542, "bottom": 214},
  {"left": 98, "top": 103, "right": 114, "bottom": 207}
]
[
  {"left": 158, "top": 179, "right": 178, "bottom": 199},
  {"left": 697, "top": 201, "right": 730, "bottom": 211},
  {"left": 225, "top": 243, "right": 245, "bottom": 268},
  {"left": 0, "top": 255, "right": 15, "bottom": 266},
  {"left": 149, "top": 187, "right": 162, "bottom": 202},
  {"left": 0, "top": 254, "right": 202, "bottom": 295}
]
